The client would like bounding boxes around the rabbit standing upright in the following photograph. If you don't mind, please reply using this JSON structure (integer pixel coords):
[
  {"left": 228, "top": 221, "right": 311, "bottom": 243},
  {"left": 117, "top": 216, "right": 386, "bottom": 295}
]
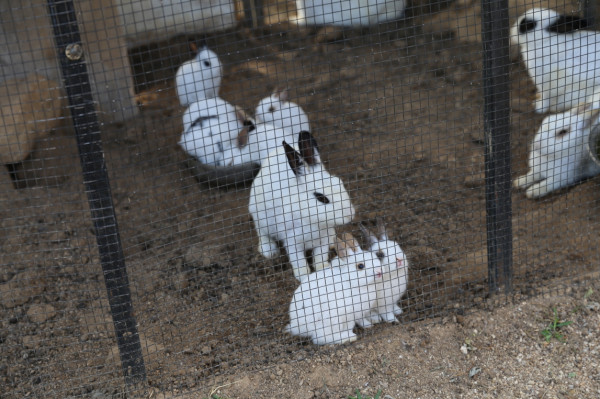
[
  {"left": 513, "top": 102, "right": 600, "bottom": 198},
  {"left": 249, "top": 131, "right": 355, "bottom": 280},
  {"left": 179, "top": 97, "right": 248, "bottom": 166},
  {"left": 292, "top": 0, "right": 406, "bottom": 27},
  {"left": 356, "top": 220, "right": 408, "bottom": 328},
  {"left": 510, "top": 8, "right": 600, "bottom": 113},
  {"left": 175, "top": 46, "right": 222, "bottom": 106},
  {"left": 285, "top": 233, "right": 383, "bottom": 345}
]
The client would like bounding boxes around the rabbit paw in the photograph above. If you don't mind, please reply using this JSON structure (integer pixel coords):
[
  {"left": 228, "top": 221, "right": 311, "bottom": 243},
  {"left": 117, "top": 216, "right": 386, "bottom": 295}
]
[
  {"left": 380, "top": 312, "right": 398, "bottom": 323},
  {"left": 357, "top": 318, "right": 374, "bottom": 329},
  {"left": 393, "top": 304, "right": 404, "bottom": 316},
  {"left": 258, "top": 235, "right": 279, "bottom": 258},
  {"left": 525, "top": 180, "right": 553, "bottom": 198}
]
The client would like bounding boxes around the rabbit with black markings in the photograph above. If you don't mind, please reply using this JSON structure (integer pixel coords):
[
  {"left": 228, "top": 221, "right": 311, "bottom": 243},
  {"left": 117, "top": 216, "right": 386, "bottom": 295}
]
[
  {"left": 222, "top": 90, "right": 310, "bottom": 166},
  {"left": 513, "top": 101, "right": 600, "bottom": 198},
  {"left": 175, "top": 47, "right": 222, "bottom": 106},
  {"left": 356, "top": 220, "right": 408, "bottom": 328},
  {"left": 292, "top": 0, "right": 406, "bottom": 27},
  {"left": 511, "top": 8, "right": 600, "bottom": 114},
  {"left": 179, "top": 98, "right": 250, "bottom": 166},
  {"left": 285, "top": 233, "right": 383, "bottom": 345},
  {"left": 255, "top": 88, "right": 310, "bottom": 134},
  {"left": 249, "top": 131, "right": 355, "bottom": 280}
]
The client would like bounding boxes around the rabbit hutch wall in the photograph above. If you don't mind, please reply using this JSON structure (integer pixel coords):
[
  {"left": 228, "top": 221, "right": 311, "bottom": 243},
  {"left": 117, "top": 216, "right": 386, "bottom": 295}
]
[{"left": 1, "top": 0, "right": 599, "bottom": 397}]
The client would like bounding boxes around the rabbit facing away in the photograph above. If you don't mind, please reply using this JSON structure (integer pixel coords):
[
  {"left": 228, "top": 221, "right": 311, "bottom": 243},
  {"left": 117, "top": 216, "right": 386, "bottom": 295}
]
[
  {"left": 179, "top": 98, "right": 249, "bottom": 166},
  {"left": 175, "top": 47, "right": 222, "bottom": 106},
  {"left": 292, "top": 0, "right": 406, "bottom": 27},
  {"left": 510, "top": 8, "right": 600, "bottom": 114},
  {"left": 356, "top": 220, "right": 408, "bottom": 328},
  {"left": 254, "top": 88, "right": 310, "bottom": 134},
  {"left": 222, "top": 90, "right": 310, "bottom": 166},
  {"left": 513, "top": 102, "right": 600, "bottom": 198},
  {"left": 249, "top": 131, "right": 355, "bottom": 280},
  {"left": 285, "top": 233, "right": 383, "bottom": 345}
]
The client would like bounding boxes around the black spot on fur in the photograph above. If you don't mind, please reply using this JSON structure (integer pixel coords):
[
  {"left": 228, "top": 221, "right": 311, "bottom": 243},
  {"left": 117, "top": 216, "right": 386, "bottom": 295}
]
[
  {"left": 519, "top": 18, "right": 537, "bottom": 34},
  {"left": 547, "top": 15, "right": 588, "bottom": 33}
]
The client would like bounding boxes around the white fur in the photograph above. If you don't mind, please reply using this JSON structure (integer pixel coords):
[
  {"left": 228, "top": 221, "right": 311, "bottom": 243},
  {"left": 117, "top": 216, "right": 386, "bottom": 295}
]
[
  {"left": 285, "top": 240, "right": 383, "bottom": 345},
  {"left": 249, "top": 132, "right": 355, "bottom": 280},
  {"left": 356, "top": 222, "right": 408, "bottom": 328},
  {"left": 292, "top": 0, "right": 406, "bottom": 27},
  {"left": 179, "top": 97, "right": 244, "bottom": 166},
  {"left": 175, "top": 47, "right": 222, "bottom": 106},
  {"left": 222, "top": 91, "right": 311, "bottom": 166},
  {"left": 254, "top": 89, "right": 310, "bottom": 134},
  {"left": 513, "top": 102, "right": 600, "bottom": 198},
  {"left": 510, "top": 8, "right": 600, "bottom": 114}
]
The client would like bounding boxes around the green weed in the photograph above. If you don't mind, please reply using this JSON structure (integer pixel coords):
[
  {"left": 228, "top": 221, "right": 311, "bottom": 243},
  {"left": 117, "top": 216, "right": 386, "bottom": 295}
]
[{"left": 540, "top": 308, "right": 573, "bottom": 343}]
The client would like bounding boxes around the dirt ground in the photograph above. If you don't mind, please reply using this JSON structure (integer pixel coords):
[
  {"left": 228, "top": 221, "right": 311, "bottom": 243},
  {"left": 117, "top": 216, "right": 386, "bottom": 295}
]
[{"left": 1, "top": 7, "right": 600, "bottom": 399}]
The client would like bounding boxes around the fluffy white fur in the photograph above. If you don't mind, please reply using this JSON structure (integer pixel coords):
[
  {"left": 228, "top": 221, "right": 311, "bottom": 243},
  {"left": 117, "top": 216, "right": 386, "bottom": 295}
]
[
  {"left": 285, "top": 235, "right": 383, "bottom": 345},
  {"left": 292, "top": 0, "right": 406, "bottom": 27},
  {"left": 510, "top": 8, "right": 600, "bottom": 114},
  {"left": 222, "top": 90, "right": 310, "bottom": 166},
  {"left": 356, "top": 221, "right": 408, "bottom": 328},
  {"left": 513, "top": 102, "right": 600, "bottom": 198},
  {"left": 175, "top": 47, "right": 222, "bottom": 106},
  {"left": 179, "top": 97, "right": 244, "bottom": 166},
  {"left": 249, "top": 131, "right": 355, "bottom": 280}
]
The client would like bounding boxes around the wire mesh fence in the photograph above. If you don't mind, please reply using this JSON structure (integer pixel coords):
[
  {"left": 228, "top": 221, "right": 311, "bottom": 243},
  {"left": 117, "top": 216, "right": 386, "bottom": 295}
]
[{"left": 1, "top": 0, "right": 599, "bottom": 397}]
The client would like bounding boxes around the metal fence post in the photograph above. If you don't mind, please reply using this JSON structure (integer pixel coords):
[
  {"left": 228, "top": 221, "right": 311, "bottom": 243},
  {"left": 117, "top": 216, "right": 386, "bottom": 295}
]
[
  {"left": 481, "top": 0, "right": 513, "bottom": 294},
  {"left": 46, "top": 0, "right": 146, "bottom": 385}
]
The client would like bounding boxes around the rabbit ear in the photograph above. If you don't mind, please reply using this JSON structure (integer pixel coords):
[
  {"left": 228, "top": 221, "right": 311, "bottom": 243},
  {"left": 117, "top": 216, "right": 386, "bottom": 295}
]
[
  {"left": 574, "top": 103, "right": 600, "bottom": 129},
  {"left": 547, "top": 15, "right": 588, "bottom": 33},
  {"left": 278, "top": 88, "right": 289, "bottom": 102},
  {"left": 298, "top": 131, "right": 320, "bottom": 166},
  {"left": 284, "top": 140, "right": 304, "bottom": 176},
  {"left": 335, "top": 233, "right": 358, "bottom": 259},
  {"left": 375, "top": 217, "right": 388, "bottom": 240},
  {"left": 359, "top": 223, "right": 378, "bottom": 248}
]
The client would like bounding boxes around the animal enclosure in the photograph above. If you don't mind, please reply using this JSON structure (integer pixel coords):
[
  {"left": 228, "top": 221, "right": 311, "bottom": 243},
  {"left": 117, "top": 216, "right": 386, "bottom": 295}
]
[{"left": 1, "top": 0, "right": 599, "bottom": 397}]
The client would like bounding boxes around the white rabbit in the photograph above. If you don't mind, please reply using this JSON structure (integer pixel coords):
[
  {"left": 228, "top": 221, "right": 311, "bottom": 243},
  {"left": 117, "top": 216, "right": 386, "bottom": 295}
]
[
  {"left": 356, "top": 220, "right": 408, "bottom": 328},
  {"left": 292, "top": 0, "right": 406, "bottom": 27},
  {"left": 249, "top": 131, "right": 355, "bottom": 280},
  {"left": 285, "top": 233, "right": 383, "bottom": 345},
  {"left": 254, "top": 88, "right": 310, "bottom": 134},
  {"left": 510, "top": 8, "right": 600, "bottom": 114},
  {"left": 513, "top": 102, "right": 600, "bottom": 198},
  {"left": 179, "top": 98, "right": 247, "bottom": 166},
  {"left": 222, "top": 90, "right": 309, "bottom": 166},
  {"left": 175, "top": 47, "right": 222, "bottom": 106}
]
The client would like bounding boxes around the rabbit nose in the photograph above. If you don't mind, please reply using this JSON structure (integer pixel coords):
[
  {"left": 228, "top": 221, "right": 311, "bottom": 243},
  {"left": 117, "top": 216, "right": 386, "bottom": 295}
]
[
  {"left": 396, "top": 257, "right": 404, "bottom": 268},
  {"left": 376, "top": 269, "right": 383, "bottom": 279}
]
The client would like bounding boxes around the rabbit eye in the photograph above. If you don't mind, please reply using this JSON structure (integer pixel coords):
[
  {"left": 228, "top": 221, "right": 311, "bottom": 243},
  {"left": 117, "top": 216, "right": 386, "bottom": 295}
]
[
  {"left": 556, "top": 129, "right": 568, "bottom": 138},
  {"left": 203, "top": 61, "right": 210, "bottom": 67},
  {"left": 314, "top": 192, "right": 330, "bottom": 204},
  {"left": 268, "top": 106, "right": 275, "bottom": 113},
  {"left": 519, "top": 18, "right": 536, "bottom": 33},
  {"left": 357, "top": 263, "right": 365, "bottom": 270},
  {"left": 376, "top": 251, "right": 385, "bottom": 259}
]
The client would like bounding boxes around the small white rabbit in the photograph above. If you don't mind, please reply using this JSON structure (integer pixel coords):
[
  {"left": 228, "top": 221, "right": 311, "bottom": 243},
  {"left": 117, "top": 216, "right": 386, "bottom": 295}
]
[
  {"left": 179, "top": 98, "right": 246, "bottom": 166},
  {"left": 222, "top": 90, "right": 309, "bottom": 166},
  {"left": 513, "top": 102, "right": 600, "bottom": 198},
  {"left": 254, "top": 88, "right": 310, "bottom": 134},
  {"left": 175, "top": 46, "right": 222, "bottom": 106},
  {"left": 249, "top": 131, "right": 355, "bottom": 280},
  {"left": 510, "top": 8, "right": 599, "bottom": 114},
  {"left": 356, "top": 220, "right": 408, "bottom": 328},
  {"left": 292, "top": 0, "right": 406, "bottom": 27},
  {"left": 285, "top": 233, "right": 383, "bottom": 345}
]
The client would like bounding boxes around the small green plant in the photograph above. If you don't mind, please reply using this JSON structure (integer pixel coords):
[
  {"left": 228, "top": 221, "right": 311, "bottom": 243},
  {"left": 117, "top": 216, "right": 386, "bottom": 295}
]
[
  {"left": 540, "top": 308, "right": 573, "bottom": 342},
  {"left": 348, "top": 389, "right": 383, "bottom": 399}
]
